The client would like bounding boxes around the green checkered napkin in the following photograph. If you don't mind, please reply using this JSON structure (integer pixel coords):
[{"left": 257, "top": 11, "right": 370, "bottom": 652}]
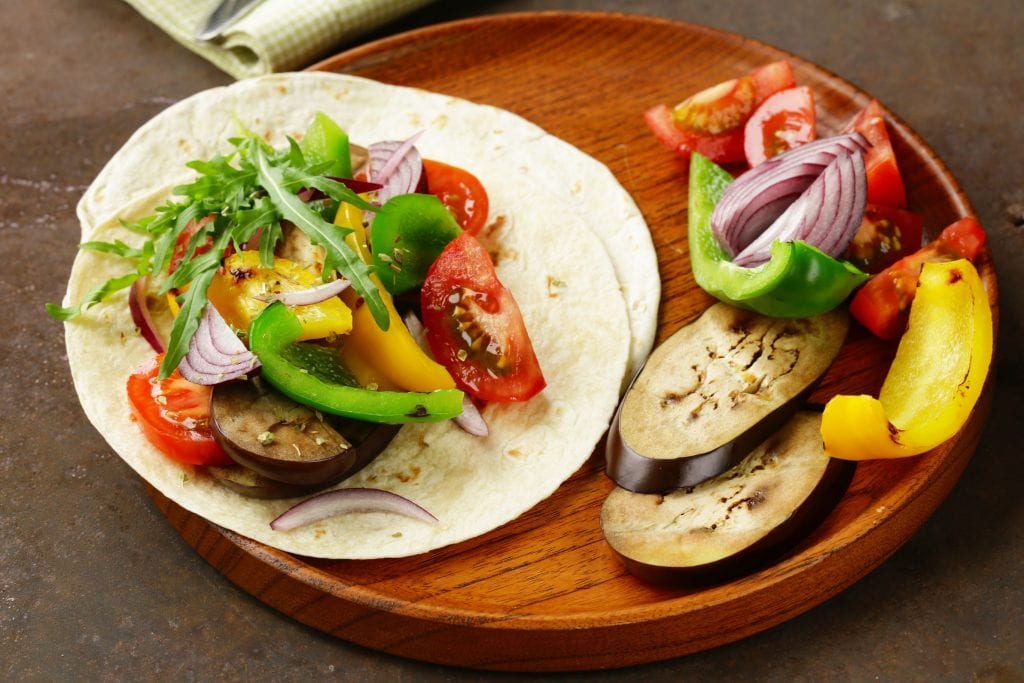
[{"left": 124, "top": 0, "right": 433, "bottom": 79}]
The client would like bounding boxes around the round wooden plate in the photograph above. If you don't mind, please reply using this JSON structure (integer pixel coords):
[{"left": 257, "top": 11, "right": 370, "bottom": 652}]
[{"left": 148, "top": 12, "right": 998, "bottom": 671}]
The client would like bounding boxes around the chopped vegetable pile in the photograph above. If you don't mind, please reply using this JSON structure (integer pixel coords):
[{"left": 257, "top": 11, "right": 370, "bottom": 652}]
[{"left": 645, "top": 61, "right": 992, "bottom": 461}]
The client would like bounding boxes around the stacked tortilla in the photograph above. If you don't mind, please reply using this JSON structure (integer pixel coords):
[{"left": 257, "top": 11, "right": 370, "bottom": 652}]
[{"left": 63, "top": 73, "right": 659, "bottom": 559}]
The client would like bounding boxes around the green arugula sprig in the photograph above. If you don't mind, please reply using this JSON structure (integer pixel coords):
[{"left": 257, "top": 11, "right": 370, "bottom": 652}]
[
  {"left": 48, "top": 133, "right": 388, "bottom": 380},
  {"left": 45, "top": 241, "right": 154, "bottom": 321}
]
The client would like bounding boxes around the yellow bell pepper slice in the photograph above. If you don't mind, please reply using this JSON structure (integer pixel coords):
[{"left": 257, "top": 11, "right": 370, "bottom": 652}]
[
  {"left": 333, "top": 202, "right": 456, "bottom": 393},
  {"left": 822, "top": 259, "right": 992, "bottom": 459},
  {"left": 166, "top": 291, "right": 181, "bottom": 318},
  {"left": 206, "top": 251, "right": 352, "bottom": 341}
]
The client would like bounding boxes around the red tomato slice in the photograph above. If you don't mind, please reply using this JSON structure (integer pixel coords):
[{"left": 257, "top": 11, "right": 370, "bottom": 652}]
[
  {"left": 743, "top": 86, "right": 817, "bottom": 166},
  {"left": 843, "top": 203, "right": 924, "bottom": 274},
  {"left": 168, "top": 215, "right": 216, "bottom": 274},
  {"left": 850, "top": 216, "right": 986, "bottom": 340},
  {"left": 126, "top": 355, "right": 233, "bottom": 466},
  {"left": 750, "top": 61, "right": 797, "bottom": 101},
  {"left": 644, "top": 104, "right": 747, "bottom": 163},
  {"left": 645, "top": 61, "right": 796, "bottom": 164},
  {"left": 423, "top": 159, "right": 490, "bottom": 236},
  {"left": 844, "top": 99, "right": 908, "bottom": 208},
  {"left": 420, "top": 233, "right": 546, "bottom": 402}
]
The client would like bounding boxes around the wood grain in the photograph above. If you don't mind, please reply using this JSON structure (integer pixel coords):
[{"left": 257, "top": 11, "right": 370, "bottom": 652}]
[{"left": 147, "top": 12, "right": 998, "bottom": 671}]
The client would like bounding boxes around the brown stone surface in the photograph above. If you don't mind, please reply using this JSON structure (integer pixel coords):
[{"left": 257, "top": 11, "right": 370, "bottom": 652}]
[{"left": 3, "top": 0, "right": 1021, "bottom": 679}]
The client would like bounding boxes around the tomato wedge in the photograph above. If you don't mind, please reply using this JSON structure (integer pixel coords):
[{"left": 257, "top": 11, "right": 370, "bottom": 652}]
[
  {"left": 849, "top": 216, "right": 986, "bottom": 340},
  {"left": 126, "top": 355, "right": 233, "bottom": 466},
  {"left": 423, "top": 159, "right": 490, "bottom": 236},
  {"left": 420, "top": 233, "right": 545, "bottom": 402},
  {"left": 843, "top": 204, "right": 924, "bottom": 274},
  {"left": 168, "top": 215, "right": 217, "bottom": 274},
  {"left": 844, "top": 99, "right": 908, "bottom": 208},
  {"left": 645, "top": 61, "right": 796, "bottom": 164},
  {"left": 743, "top": 86, "right": 817, "bottom": 166}
]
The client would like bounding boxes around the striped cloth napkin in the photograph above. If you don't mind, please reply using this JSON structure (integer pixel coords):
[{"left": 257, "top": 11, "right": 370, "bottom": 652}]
[{"left": 124, "top": 0, "right": 433, "bottom": 79}]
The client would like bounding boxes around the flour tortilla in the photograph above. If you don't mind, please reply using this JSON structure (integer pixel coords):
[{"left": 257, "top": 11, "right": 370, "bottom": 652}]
[
  {"left": 77, "top": 72, "right": 659, "bottom": 378},
  {"left": 63, "top": 74, "right": 647, "bottom": 559}
]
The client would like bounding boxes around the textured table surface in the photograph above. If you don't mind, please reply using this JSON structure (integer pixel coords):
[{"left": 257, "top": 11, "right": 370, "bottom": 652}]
[{"left": 3, "top": 0, "right": 1022, "bottom": 680}]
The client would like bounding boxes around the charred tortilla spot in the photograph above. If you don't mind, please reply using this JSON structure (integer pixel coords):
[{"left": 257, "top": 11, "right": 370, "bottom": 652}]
[
  {"left": 396, "top": 465, "right": 421, "bottom": 483},
  {"left": 483, "top": 214, "right": 506, "bottom": 237}
]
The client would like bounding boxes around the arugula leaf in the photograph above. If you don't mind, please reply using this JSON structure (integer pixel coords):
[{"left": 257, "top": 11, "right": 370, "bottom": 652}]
[
  {"left": 294, "top": 173, "right": 378, "bottom": 212},
  {"left": 80, "top": 240, "right": 146, "bottom": 260},
  {"left": 252, "top": 142, "right": 389, "bottom": 331},
  {"left": 234, "top": 196, "right": 280, "bottom": 249},
  {"left": 258, "top": 219, "right": 283, "bottom": 269},
  {"left": 45, "top": 272, "right": 140, "bottom": 321}
]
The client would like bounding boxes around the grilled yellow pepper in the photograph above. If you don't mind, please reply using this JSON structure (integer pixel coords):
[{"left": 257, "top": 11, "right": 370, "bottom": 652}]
[
  {"left": 821, "top": 259, "right": 992, "bottom": 459},
  {"left": 206, "top": 251, "right": 352, "bottom": 341},
  {"left": 333, "top": 202, "right": 456, "bottom": 393}
]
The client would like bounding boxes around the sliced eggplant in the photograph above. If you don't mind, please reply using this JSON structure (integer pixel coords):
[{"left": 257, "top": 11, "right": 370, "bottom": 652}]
[
  {"left": 601, "top": 412, "right": 855, "bottom": 586},
  {"left": 210, "top": 376, "right": 398, "bottom": 487},
  {"left": 206, "top": 464, "right": 332, "bottom": 499},
  {"left": 606, "top": 303, "right": 847, "bottom": 493}
]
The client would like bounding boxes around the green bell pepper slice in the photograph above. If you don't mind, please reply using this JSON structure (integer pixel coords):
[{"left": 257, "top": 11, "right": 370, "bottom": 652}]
[
  {"left": 250, "top": 302, "right": 464, "bottom": 424},
  {"left": 688, "top": 152, "right": 869, "bottom": 318},
  {"left": 370, "top": 193, "right": 463, "bottom": 295},
  {"left": 299, "top": 112, "right": 352, "bottom": 178}
]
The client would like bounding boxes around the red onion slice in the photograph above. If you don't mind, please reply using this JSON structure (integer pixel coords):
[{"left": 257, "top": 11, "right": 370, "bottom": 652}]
[
  {"left": 401, "top": 310, "right": 429, "bottom": 352},
  {"left": 200, "top": 304, "right": 249, "bottom": 357},
  {"left": 733, "top": 146, "right": 867, "bottom": 266},
  {"left": 129, "top": 277, "right": 166, "bottom": 354},
  {"left": 371, "top": 131, "right": 424, "bottom": 183},
  {"left": 815, "top": 150, "right": 868, "bottom": 256},
  {"left": 178, "top": 304, "right": 260, "bottom": 385},
  {"left": 368, "top": 133, "right": 425, "bottom": 207},
  {"left": 257, "top": 278, "right": 350, "bottom": 306},
  {"left": 454, "top": 396, "right": 489, "bottom": 437},
  {"left": 329, "top": 177, "right": 384, "bottom": 194},
  {"left": 711, "top": 133, "right": 869, "bottom": 256},
  {"left": 189, "top": 321, "right": 256, "bottom": 373},
  {"left": 298, "top": 177, "right": 383, "bottom": 203},
  {"left": 270, "top": 487, "right": 438, "bottom": 531},
  {"left": 178, "top": 353, "right": 257, "bottom": 385}
]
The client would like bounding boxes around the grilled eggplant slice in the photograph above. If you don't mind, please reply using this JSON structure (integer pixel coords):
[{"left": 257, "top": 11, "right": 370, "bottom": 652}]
[
  {"left": 206, "top": 464, "right": 331, "bottom": 499},
  {"left": 606, "top": 303, "right": 847, "bottom": 493},
  {"left": 210, "top": 376, "right": 398, "bottom": 487},
  {"left": 601, "top": 412, "right": 854, "bottom": 586}
]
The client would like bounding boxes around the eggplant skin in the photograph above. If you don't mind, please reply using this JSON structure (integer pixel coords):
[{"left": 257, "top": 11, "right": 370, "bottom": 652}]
[
  {"left": 601, "top": 412, "right": 855, "bottom": 587},
  {"left": 206, "top": 465, "right": 338, "bottom": 500},
  {"left": 606, "top": 303, "right": 847, "bottom": 493}
]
